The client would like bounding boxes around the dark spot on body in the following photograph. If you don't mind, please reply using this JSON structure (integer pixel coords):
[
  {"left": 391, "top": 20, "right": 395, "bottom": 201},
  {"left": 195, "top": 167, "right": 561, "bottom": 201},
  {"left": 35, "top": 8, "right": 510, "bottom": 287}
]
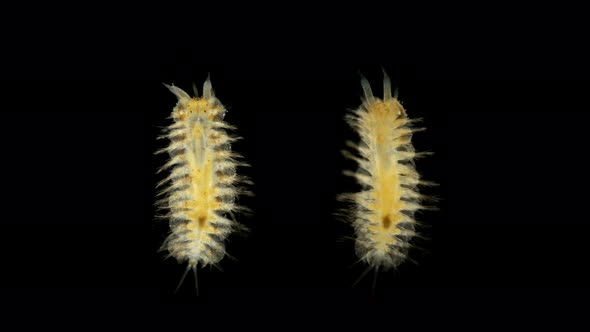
[
  {"left": 198, "top": 216, "right": 206, "bottom": 227},
  {"left": 171, "top": 134, "right": 186, "bottom": 142},
  {"left": 382, "top": 215, "right": 391, "bottom": 229}
]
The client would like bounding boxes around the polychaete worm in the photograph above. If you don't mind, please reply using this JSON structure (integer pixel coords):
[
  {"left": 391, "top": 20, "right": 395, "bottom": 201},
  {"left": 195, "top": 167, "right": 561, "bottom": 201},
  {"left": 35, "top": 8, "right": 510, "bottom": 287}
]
[
  {"left": 339, "top": 72, "right": 434, "bottom": 285},
  {"left": 156, "top": 78, "right": 251, "bottom": 294}
]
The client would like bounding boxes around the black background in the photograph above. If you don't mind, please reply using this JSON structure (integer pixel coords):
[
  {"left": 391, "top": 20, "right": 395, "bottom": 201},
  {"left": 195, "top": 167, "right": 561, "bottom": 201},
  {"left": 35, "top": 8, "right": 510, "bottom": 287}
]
[{"left": 1, "top": 9, "right": 589, "bottom": 322}]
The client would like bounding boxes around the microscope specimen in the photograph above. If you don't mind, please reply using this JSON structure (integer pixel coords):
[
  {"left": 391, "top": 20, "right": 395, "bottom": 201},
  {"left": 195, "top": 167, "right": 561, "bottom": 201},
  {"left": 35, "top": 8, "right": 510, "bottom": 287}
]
[
  {"left": 156, "top": 78, "right": 251, "bottom": 293},
  {"left": 339, "top": 73, "right": 433, "bottom": 277}
]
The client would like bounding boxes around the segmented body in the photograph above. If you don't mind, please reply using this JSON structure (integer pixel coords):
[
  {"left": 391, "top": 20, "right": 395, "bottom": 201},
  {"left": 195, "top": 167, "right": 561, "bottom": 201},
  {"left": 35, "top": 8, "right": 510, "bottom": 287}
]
[
  {"left": 341, "top": 75, "right": 431, "bottom": 270},
  {"left": 156, "top": 80, "right": 249, "bottom": 278}
]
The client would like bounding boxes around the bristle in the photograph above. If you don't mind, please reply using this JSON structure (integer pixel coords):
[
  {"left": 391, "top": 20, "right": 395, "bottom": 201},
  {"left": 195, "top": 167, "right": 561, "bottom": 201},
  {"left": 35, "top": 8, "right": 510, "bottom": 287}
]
[
  {"left": 360, "top": 75, "right": 375, "bottom": 103},
  {"left": 382, "top": 70, "right": 392, "bottom": 101},
  {"left": 203, "top": 76, "right": 214, "bottom": 99},
  {"left": 164, "top": 83, "right": 191, "bottom": 100}
]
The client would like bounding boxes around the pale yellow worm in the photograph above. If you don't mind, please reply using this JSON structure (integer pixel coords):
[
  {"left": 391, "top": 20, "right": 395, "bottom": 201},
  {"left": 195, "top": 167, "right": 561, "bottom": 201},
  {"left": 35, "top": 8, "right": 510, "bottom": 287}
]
[
  {"left": 156, "top": 78, "right": 251, "bottom": 293},
  {"left": 340, "top": 73, "right": 433, "bottom": 273}
]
